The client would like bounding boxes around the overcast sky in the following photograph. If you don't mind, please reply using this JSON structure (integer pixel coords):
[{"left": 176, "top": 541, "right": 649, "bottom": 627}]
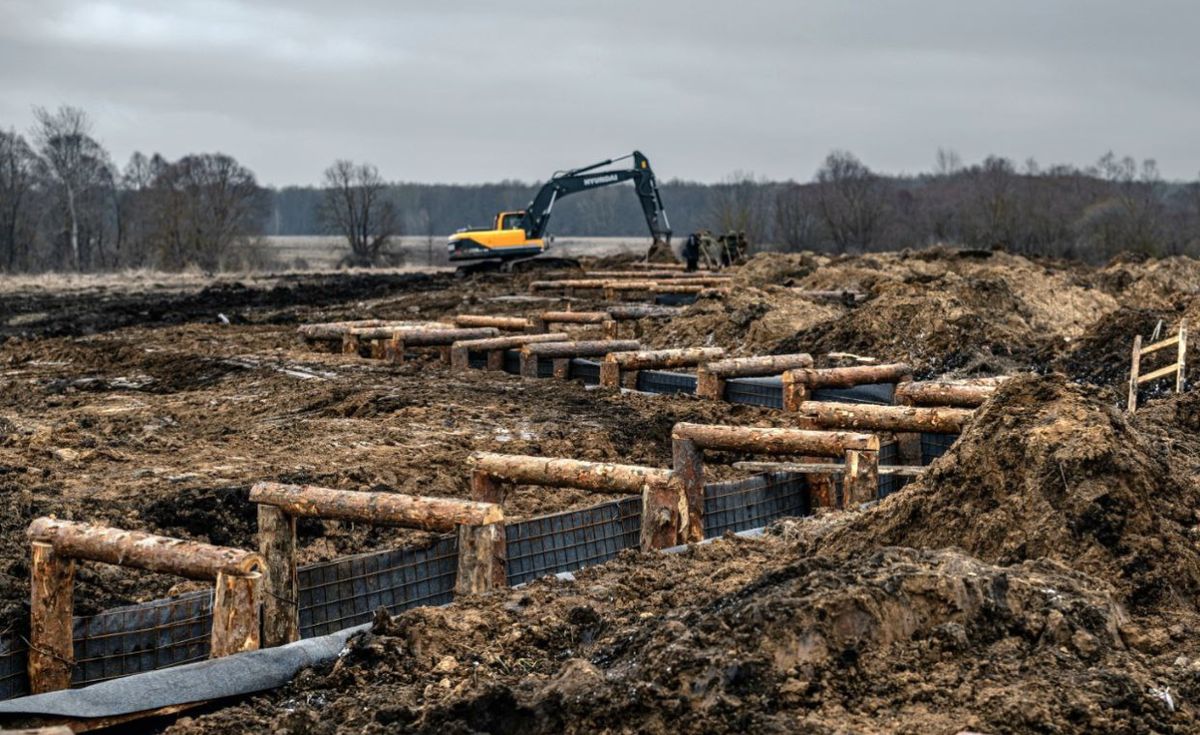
[{"left": 2, "top": 0, "right": 1198, "bottom": 186}]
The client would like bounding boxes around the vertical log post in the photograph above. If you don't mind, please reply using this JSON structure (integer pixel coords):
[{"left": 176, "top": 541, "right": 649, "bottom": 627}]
[
  {"left": 552, "top": 358, "right": 572, "bottom": 379},
  {"left": 455, "top": 523, "right": 507, "bottom": 596},
  {"left": 386, "top": 337, "right": 407, "bottom": 365},
  {"left": 1128, "top": 334, "right": 1142, "bottom": 412},
  {"left": 28, "top": 542, "right": 74, "bottom": 694},
  {"left": 640, "top": 476, "right": 687, "bottom": 551},
  {"left": 842, "top": 449, "right": 880, "bottom": 507},
  {"left": 485, "top": 349, "right": 506, "bottom": 371},
  {"left": 671, "top": 437, "right": 705, "bottom": 543},
  {"left": 210, "top": 571, "right": 262, "bottom": 658},
  {"left": 783, "top": 380, "right": 810, "bottom": 411},
  {"left": 341, "top": 333, "right": 361, "bottom": 356},
  {"left": 257, "top": 505, "right": 298, "bottom": 648},
  {"left": 471, "top": 469, "right": 505, "bottom": 504}
]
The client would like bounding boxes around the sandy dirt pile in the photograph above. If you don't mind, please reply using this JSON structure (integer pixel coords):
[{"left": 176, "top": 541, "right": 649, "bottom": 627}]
[
  {"left": 169, "top": 540, "right": 1192, "bottom": 735},
  {"left": 812, "top": 374, "right": 1200, "bottom": 614}
]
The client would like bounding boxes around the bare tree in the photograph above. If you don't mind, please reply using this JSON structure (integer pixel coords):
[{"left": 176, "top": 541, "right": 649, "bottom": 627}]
[
  {"left": 31, "top": 106, "right": 114, "bottom": 269},
  {"left": 813, "top": 150, "right": 887, "bottom": 253},
  {"left": 320, "top": 160, "right": 399, "bottom": 267},
  {"left": 935, "top": 147, "right": 962, "bottom": 176},
  {"left": 0, "top": 129, "right": 38, "bottom": 271},
  {"left": 710, "top": 171, "right": 770, "bottom": 246},
  {"left": 774, "top": 182, "right": 820, "bottom": 251}
]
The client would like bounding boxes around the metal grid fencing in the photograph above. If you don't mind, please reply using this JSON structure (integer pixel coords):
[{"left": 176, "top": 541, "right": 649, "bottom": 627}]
[
  {"left": 505, "top": 496, "right": 641, "bottom": 586},
  {"left": 811, "top": 383, "right": 895, "bottom": 405},
  {"left": 703, "top": 472, "right": 809, "bottom": 538},
  {"left": 636, "top": 370, "right": 697, "bottom": 395},
  {"left": 0, "top": 637, "right": 27, "bottom": 701},
  {"left": 297, "top": 535, "right": 459, "bottom": 639},
  {"left": 877, "top": 440, "right": 909, "bottom": 499},
  {"left": 921, "top": 432, "right": 959, "bottom": 465},
  {"left": 569, "top": 358, "right": 601, "bottom": 385},
  {"left": 724, "top": 377, "right": 784, "bottom": 408}
]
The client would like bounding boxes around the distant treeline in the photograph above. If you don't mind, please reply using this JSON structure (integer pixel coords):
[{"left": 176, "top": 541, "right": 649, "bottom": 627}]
[{"left": 3, "top": 104, "right": 1199, "bottom": 272}]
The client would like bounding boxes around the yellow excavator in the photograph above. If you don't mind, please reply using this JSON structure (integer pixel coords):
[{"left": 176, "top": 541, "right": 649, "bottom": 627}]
[{"left": 448, "top": 150, "right": 671, "bottom": 272}]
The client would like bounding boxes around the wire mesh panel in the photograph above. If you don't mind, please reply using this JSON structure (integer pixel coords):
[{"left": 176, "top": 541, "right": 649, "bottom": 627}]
[
  {"left": 877, "top": 440, "right": 911, "bottom": 499},
  {"left": 297, "top": 535, "right": 459, "bottom": 639},
  {"left": 467, "top": 352, "right": 487, "bottom": 369},
  {"left": 724, "top": 377, "right": 784, "bottom": 408},
  {"left": 0, "top": 636, "right": 28, "bottom": 701},
  {"left": 505, "top": 496, "right": 641, "bottom": 586},
  {"left": 636, "top": 370, "right": 697, "bottom": 395},
  {"left": 703, "top": 472, "right": 809, "bottom": 538},
  {"left": 811, "top": 383, "right": 895, "bottom": 405},
  {"left": 71, "top": 590, "right": 212, "bottom": 688},
  {"left": 654, "top": 294, "right": 698, "bottom": 306},
  {"left": 921, "top": 432, "right": 959, "bottom": 465},
  {"left": 570, "top": 358, "right": 602, "bottom": 385}
]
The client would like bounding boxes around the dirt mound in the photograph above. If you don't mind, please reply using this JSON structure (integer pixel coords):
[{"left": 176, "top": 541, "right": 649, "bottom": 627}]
[
  {"left": 814, "top": 374, "right": 1200, "bottom": 613},
  {"left": 1096, "top": 256, "right": 1200, "bottom": 309},
  {"left": 1054, "top": 307, "right": 1184, "bottom": 389},
  {"left": 170, "top": 544, "right": 1191, "bottom": 735}
]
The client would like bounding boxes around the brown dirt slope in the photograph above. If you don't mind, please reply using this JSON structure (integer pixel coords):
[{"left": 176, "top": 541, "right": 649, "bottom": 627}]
[{"left": 812, "top": 374, "right": 1200, "bottom": 613}]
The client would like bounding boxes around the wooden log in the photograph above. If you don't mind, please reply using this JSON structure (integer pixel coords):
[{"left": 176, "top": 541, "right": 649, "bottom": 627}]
[
  {"left": 605, "top": 304, "right": 682, "bottom": 321},
  {"left": 894, "top": 379, "right": 1002, "bottom": 408},
  {"left": 628, "top": 261, "right": 687, "bottom": 270},
  {"left": 783, "top": 363, "right": 913, "bottom": 410},
  {"left": 28, "top": 542, "right": 73, "bottom": 694},
  {"left": 249, "top": 482, "right": 503, "bottom": 532},
  {"left": 257, "top": 504, "right": 298, "bottom": 648},
  {"left": 27, "top": 518, "right": 263, "bottom": 582},
  {"left": 453, "top": 314, "right": 533, "bottom": 331},
  {"left": 843, "top": 449, "right": 879, "bottom": 507},
  {"left": 671, "top": 423, "right": 879, "bottom": 456},
  {"left": 733, "top": 460, "right": 927, "bottom": 476},
  {"left": 672, "top": 437, "right": 705, "bottom": 543},
  {"left": 528, "top": 279, "right": 611, "bottom": 291},
  {"left": 604, "top": 280, "right": 668, "bottom": 292},
  {"left": 344, "top": 323, "right": 454, "bottom": 340},
  {"left": 605, "top": 347, "right": 725, "bottom": 370},
  {"left": 794, "top": 402, "right": 974, "bottom": 433},
  {"left": 640, "top": 475, "right": 686, "bottom": 551},
  {"left": 389, "top": 327, "right": 499, "bottom": 346},
  {"left": 584, "top": 270, "right": 719, "bottom": 279},
  {"left": 519, "top": 339, "right": 640, "bottom": 378},
  {"left": 297, "top": 319, "right": 390, "bottom": 340},
  {"left": 537, "top": 310, "right": 611, "bottom": 324},
  {"left": 470, "top": 452, "right": 672, "bottom": 494},
  {"left": 695, "top": 353, "right": 814, "bottom": 400},
  {"left": 449, "top": 332, "right": 569, "bottom": 371},
  {"left": 454, "top": 523, "right": 507, "bottom": 596},
  {"left": 210, "top": 571, "right": 262, "bottom": 658},
  {"left": 650, "top": 282, "right": 732, "bottom": 294}
]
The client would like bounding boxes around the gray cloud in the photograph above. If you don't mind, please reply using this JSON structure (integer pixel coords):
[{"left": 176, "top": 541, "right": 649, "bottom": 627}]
[{"left": 2, "top": 0, "right": 1197, "bottom": 185}]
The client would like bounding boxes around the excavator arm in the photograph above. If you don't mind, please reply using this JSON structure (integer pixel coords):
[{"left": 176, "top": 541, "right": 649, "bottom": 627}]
[{"left": 520, "top": 151, "right": 672, "bottom": 245}]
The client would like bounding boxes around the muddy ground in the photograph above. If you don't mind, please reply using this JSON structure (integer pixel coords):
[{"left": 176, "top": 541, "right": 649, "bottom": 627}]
[{"left": 2, "top": 249, "right": 1200, "bottom": 732}]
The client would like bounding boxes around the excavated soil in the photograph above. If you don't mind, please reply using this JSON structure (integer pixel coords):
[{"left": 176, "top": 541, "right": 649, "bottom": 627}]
[{"left": 5, "top": 251, "right": 1200, "bottom": 732}]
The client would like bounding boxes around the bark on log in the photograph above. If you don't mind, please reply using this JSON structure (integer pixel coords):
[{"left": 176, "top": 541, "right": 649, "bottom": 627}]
[
  {"left": 640, "top": 476, "right": 686, "bottom": 551},
  {"left": 345, "top": 324, "right": 455, "bottom": 340},
  {"left": 470, "top": 470, "right": 505, "bottom": 504},
  {"left": 605, "top": 347, "right": 725, "bottom": 370},
  {"left": 453, "top": 315, "right": 533, "bottom": 331},
  {"left": 605, "top": 304, "right": 681, "bottom": 320},
  {"left": 783, "top": 363, "right": 914, "bottom": 388},
  {"left": 27, "top": 518, "right": 263, "bottom": 581},
  {"left": 28, "top": 542, "right": 73, "bottom": 694},
  {"left": 449, "top": 333, "right": 569, "bottom": 371},
  {"left": 528, "top": 280, "right": 610, "bottom": 291},
  {"left": 671, "top": 423, "right": 879, "bottom": 456},
  {"left": 257, "top": 504, "right": 298, "bottom": 648},
  {"left": 584, "top": 270, "right": 718, "bottom": 279},
  {"left": 894, "top": 379, "right": 1003, "bottom": 408},
  {"left": 627, "top": 261, "right": 687, "bottom": 270},
  {"left": 521, "top": 339, "right": 641, "bottom": 359},
  {"left": 695, "top": 354, "right": 813, "bottom": 399},
  {"left": 671, "top": 438, "right": 705, "bottom": 543},
  {"left": 470, "top": 452, "right": 672, "bottom": 494},
  {"left": 250, "top": 483, "right": 503, "bottom": 532},
  {"left": 843, "top": 449, "right": 879, "bottom": 508},
  {"left": 455, "top": 523, "right": 507, "bottom": 596},
  {"left": 210, "top": 571, "right": 262, "bottom": 658},
  {"left": 537, "top": 311, "right": 611, "bottom": 324},
  {"left": 794, "top": 402, "right": 974, "bottom": 433},
  {"left": 388, "top": 327, "right": 499, "bottom": 346},
  {"left": 297, "top": 320, "right": 392, "bottom": 340},
  {"left": 650, "top": 284, "right": 707, "bottom": 294}
]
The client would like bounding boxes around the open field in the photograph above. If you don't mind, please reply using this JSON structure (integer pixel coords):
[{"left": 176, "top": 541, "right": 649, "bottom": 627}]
[{"left": 2, "top": 248, "right": 1200, "bottom": 732}]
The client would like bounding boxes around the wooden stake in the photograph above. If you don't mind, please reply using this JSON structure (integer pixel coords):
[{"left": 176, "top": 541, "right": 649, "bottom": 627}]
[
  {"left": 1129, "top": 334, "right": 1142, "bottom": 412},
  {"left": 842, "top": 449, "right": 879, "bottom": 508},
  {"left": 210, "top": 571, "right": 261, "bottom": 658},
  {"left": 470, "top": 470, "right": 505, "bottom": 504},
  {"left": 257, "top": 505, "right": 298, "bottom": 648},
  {"left": 1178, "top": 319, "right": 1188, "bottom": 394},
  {"left": 455, "top": 523, "right": 507, "bottom": 596},
  {"left": 640, "top": 476, "right": 686, "bottom": 551},
  {"left": 671, "top": 437, "right": 705, "bottom": 543},
  {"left": 28, "top": 542, "right": 73, "bottom": 694}
]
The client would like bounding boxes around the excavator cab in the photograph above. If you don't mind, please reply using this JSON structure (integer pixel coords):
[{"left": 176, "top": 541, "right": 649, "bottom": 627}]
[{"left": 447, "top": 151, "right": 671, "bottom": 267}]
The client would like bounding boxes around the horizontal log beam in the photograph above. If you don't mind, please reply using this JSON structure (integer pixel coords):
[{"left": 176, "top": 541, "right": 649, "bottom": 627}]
[
  {"left": 1137, "top": 363, "right": 1181, "bottom": 384},
  {"left": 249, "top": 482, "right": 503, "bottom": 532},
  {"left": 1140, "top": 333, "right": 1181, "bottom": 355},
  {"left": 733, "top": 460, "right": 926, "bottom": 476},
  {"left": 893, "top": 379, "right": 1004, "bottom": 408},
  {"left": 537, "top": 310, "right": 612, "bottom": 324},
  {"left": 701, "top": 353, "right": 815, "bottom": 378},
  {"left": 604, "top": 347, "right": 725, "bottom": 370},
  {"left": 783, "top": 363, "right": 914, "bottom": 388},
  {"left": 671, "top": 422, "right": 879, "bottom": 456},
  {"left": 469, "top": 452, "right": 672, "bottom": 494},
  {"left": 389, "top": 327, "right": 500, "bottom": 346},
  {"left": 346, "top": 324, "right": 457, "bottom": 340},
  {"left": 605, "top": 304, "right": 682, "bottom": 320},
  {"left": 452, "top": 332, "right": 570, "bottom": 351},
  {"left": 27, "top": 518, "right": 263, "bottom": 581},
  {"left": 298, "top": 320, "right": 411, "bottom": 340},
  {"left": 453, "top": 315, "right": 534, "bottom": 331},
  {"left": 794, "top": 401, "right": 973, "bottom": 433},
  {"left": 522, "top": 339, "right": 641, "bottom": 358},
  {"left": 584, "top": 270, "right": 722, "bottom": 279},
  {"left": 528, "top": 280, "right": 611, "bottom": 291}
]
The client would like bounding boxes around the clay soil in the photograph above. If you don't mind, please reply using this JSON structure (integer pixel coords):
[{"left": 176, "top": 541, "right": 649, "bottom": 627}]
[{"left": 3, "top": 249, "right": 1200, "bottom": 733}]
